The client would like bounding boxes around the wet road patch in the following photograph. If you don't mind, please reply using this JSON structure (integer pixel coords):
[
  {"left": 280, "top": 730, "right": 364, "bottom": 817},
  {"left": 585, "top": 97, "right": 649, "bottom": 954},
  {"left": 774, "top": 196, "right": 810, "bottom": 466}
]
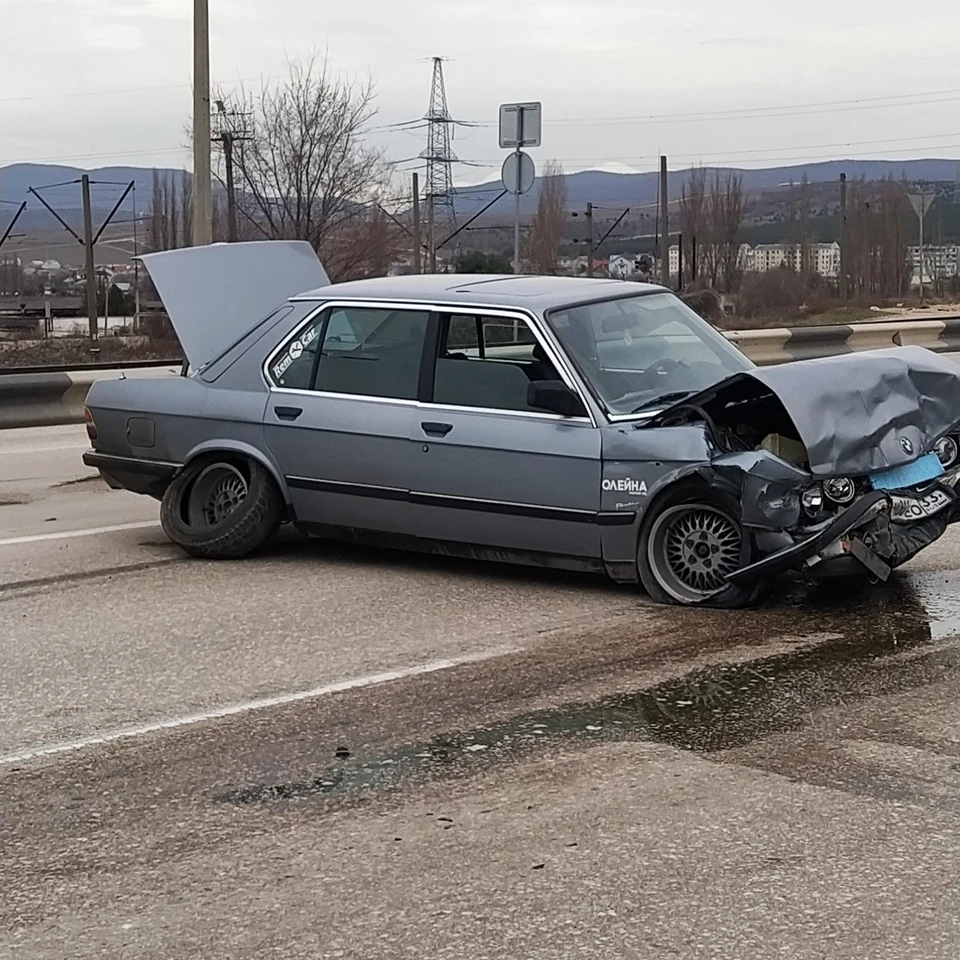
[{"left": 216, "top": 578, "right": 959, "bottom": 809}]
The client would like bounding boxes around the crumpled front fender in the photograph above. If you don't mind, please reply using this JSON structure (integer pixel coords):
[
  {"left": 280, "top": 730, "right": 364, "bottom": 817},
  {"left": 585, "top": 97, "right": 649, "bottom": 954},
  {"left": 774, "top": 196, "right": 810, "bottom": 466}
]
[{"left": 708, "top": 449, "right": 809, "bottom": 530}]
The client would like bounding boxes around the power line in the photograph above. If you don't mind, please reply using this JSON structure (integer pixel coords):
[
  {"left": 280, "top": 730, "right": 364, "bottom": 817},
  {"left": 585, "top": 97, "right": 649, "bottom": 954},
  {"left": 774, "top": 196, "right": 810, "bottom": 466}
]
[
  {"left": 0, "top": 75, "right": 260, "bottom": 104},
  {"left": 543, "top": 132, "right": 960, "bottom": 167},
  {"left": 2, "top": 146, "right": 187, "bottom": 166},
  {"left": 460, "top": 88, "right": 960, "bottom": 129}
]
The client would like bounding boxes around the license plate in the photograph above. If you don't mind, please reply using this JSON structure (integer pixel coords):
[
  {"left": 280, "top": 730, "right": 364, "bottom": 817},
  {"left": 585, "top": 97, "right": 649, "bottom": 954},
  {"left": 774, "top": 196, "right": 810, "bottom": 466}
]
[
  {"left": 889, "top": 488, "right": 952, "bottom": 522},
  {"left": 870, "top": 452, "right": 944, "bottom": 491}
]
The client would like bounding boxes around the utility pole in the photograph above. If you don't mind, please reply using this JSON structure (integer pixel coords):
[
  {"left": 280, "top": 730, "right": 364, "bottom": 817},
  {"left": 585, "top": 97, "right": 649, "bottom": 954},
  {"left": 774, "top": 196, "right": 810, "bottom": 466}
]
[
  {"left": 133, "top": 190, "right": 141, "bottom": 330},
  {"left": 223, "top": 133, "right": 237, "bottom": 242},
  {"left": 918, "top": 196, "right": 925, "bottom": 305},
  {"left": 213, "top": 100, "right": 252, "bottom": 242},
  {"left": 427, "top": 195, "right": 436, "bottom": 273},
  {"left": 585, "top": 202, "right": 594, "bottom": 277},
  {"left": 908, "top": 191, "right": 934, "bottom": 306},
  {"left": 659, "top": 156, "right": 670, "bottom": 288},
  {"left": 28, "top": 177, "right": 133, "bottom": 341},
  {"left": 81, "top": 175, "right": 98, "bottom": 340},
  {"left": 839, "top": 172, "right": 847, "bottom": 301},
  {"left": 411, "top": 172, "right": 422, "bottom": 274},
  {"left": 420, "top": 58, "right": 459, "bottom": 269},
  {"left": 192, "top": 0, "right": 213, "bottom": 246}
]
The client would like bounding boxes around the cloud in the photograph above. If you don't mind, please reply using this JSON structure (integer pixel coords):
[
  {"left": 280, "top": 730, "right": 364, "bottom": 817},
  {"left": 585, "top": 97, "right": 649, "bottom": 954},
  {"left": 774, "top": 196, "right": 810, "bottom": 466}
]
[
  {"left": 1, "top": 0, "right": 959, "bottom": 174},
  {"left": 80, "top": 23, "right": 145, "bottom": 50}
]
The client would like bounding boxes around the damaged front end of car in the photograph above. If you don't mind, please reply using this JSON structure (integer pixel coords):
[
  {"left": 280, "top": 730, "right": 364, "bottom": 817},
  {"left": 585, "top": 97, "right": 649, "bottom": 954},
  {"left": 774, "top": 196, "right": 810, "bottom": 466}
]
[{"left": 646, "top": 346, "right": 960, "bottom": 588}]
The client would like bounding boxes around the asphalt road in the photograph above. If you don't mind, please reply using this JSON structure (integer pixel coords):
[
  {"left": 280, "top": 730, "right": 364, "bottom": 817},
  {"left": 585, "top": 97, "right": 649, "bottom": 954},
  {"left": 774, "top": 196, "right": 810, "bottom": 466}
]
[{"left": 2, "top": 404, "right": 959, "bottom": 958}]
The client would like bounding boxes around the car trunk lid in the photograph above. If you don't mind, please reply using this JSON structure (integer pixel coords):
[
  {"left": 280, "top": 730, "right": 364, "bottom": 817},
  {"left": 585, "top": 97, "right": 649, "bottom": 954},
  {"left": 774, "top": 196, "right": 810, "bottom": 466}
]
[{"left": 137, "top": 240, "right": 330, "bottom": 370}]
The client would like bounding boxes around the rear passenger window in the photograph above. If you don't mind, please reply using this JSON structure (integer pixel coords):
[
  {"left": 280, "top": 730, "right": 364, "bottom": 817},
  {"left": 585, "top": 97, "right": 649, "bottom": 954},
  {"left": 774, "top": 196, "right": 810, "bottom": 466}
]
[
  {"left": 270, "top": 314, "right": 324, "bottom": 389},
  {"left": 270, "top": 306, "right": 430, "bottom": 400},
  {"left": 434, "top": 314, "right": 560, "bottom": 412},
  {"left": 315, "top": 307, "right": 429, "bottom": 400}
]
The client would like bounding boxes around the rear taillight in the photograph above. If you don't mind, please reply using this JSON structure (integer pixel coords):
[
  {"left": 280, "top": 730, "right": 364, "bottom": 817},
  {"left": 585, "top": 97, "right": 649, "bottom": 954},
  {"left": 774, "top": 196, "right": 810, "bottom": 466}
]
[{"left": 84, "top": 406, "right": 98, "bottom": 443}]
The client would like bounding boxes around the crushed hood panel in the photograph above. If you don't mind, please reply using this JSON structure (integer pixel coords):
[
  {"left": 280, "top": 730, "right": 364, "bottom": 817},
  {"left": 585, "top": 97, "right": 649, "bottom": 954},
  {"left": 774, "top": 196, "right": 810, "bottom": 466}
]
[
  {"left": 650, "top": 346, "right": 960, "bottom": 478},
  {"left": 749, "top": 347, "right": 960, "bottom": 476},
  {"left": 138, "top": 240, "right": 330, "bottom": 369}
]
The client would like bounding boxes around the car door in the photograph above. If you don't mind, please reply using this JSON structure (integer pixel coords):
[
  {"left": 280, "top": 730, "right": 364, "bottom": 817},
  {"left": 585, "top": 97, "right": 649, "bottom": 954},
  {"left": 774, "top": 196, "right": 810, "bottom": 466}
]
[
  {"left": 406, "top": 309, "right": 605, "bottom": 559},
  {"left": 262, "top": 302, "right": 432, "bottom": 534}
]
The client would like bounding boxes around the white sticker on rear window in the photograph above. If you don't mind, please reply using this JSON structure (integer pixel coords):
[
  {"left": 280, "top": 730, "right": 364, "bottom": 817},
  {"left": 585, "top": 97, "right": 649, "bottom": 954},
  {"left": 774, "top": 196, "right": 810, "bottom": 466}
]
[
  {"left": 273, "top": 352, "right": 294, "bottom": 380},
  {"left": 288, "top": 340, "right": 303, "bottom": 359},
  {"left": 301, "top": 325, "right": 319, "bottom": 347}
]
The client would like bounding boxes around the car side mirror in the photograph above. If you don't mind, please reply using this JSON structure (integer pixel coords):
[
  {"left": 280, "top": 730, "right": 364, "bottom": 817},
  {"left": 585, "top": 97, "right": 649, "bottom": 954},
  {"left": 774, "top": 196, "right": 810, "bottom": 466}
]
[{"left": 527, "top": 380, "right": 587, "bottom": 418}]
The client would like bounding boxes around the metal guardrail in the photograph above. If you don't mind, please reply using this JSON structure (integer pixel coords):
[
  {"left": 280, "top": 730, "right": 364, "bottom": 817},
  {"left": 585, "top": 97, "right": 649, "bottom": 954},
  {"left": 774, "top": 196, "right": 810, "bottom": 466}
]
[
  {"left": 1, "top": 315, "right": 959, "bottom": 430},
  {"left": 0, "top": 358, "right": 182, "bottom": 376}
]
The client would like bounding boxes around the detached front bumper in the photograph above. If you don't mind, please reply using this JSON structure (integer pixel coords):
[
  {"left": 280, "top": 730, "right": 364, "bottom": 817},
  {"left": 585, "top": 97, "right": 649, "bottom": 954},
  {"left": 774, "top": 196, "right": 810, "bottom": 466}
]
[{"left": 727, "top": 466, "right": 960, "bottom": 587}]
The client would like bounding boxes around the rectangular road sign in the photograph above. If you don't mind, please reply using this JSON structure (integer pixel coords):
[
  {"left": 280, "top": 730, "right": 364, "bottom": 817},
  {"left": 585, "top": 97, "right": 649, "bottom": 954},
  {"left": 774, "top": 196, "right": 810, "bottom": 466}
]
[{"left": 499, "top": 102, "right": 542, "bottom": 149}]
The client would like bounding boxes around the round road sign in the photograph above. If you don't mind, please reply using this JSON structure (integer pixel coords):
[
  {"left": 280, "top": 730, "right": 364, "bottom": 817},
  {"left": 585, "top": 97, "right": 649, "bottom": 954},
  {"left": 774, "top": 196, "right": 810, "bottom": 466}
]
[{"left": 501, "top": 151, "right": 536, "bottom": 195}]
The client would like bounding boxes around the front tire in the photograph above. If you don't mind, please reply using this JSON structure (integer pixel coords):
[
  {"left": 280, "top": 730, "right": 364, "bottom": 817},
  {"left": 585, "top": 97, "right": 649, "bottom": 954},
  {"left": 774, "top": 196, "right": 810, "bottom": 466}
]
[
  {"left": 160, "top": 457, "right": 283, "bottom": 559},
  {"left": 637, "top": 484, "right": 765, "bottom": 608}
]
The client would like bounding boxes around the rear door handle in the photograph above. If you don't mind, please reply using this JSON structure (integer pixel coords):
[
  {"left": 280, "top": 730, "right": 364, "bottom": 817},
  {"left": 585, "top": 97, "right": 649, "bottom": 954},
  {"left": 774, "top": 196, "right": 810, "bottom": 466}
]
[
  {"left": 421, "top": 421, "right": 453, "bottom": 437},
  {"left": 274, "top": 406, "right": 303, "bottom": 421}
]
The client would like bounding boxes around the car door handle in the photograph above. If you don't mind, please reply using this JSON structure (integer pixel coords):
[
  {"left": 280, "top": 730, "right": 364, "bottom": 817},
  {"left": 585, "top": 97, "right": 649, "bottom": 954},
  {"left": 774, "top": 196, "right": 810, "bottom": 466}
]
[
  {"left": 274, "top": 406, "right": 303, "bottom": 421},
  {"left": 421, "top": 421, "right": 453, "bottom": 437}
]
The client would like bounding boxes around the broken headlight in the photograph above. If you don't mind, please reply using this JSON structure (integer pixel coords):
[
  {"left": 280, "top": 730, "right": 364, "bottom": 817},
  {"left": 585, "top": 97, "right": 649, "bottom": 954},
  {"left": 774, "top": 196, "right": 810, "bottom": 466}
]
[
  {"left": 822, "top": 477, "right": 856, "bottom": 504},
  {"left": 801, "top": 484, "right": 823, "bottom": 514},
  {"left": 934, "top": 435, "right": 958, "bottom": 468}
]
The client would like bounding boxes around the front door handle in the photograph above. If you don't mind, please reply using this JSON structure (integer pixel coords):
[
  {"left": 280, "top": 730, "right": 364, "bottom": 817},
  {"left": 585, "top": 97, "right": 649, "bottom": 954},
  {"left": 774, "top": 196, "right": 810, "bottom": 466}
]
[
  {"left": 421, "top": 421, "right": 453, "bottom": 437},
  {"left": 274, "top": 406, "right": 303, "bottom": 421}
]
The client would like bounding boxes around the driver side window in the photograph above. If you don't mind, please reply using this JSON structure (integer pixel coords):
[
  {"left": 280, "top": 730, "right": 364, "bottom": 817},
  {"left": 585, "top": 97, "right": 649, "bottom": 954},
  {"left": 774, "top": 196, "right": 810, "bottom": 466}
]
[{"left": 433, "top": 313, "right": 561, "bottom": 413}]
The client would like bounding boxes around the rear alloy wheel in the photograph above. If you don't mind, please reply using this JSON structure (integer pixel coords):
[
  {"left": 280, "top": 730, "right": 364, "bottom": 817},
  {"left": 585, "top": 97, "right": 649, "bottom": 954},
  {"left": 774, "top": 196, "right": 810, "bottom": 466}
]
[
  {"left": 161, "top": 457, "right": 283, "bottom": 559},
  {"left": 638, "top": 488, "right": 764, "bottom": 608}
]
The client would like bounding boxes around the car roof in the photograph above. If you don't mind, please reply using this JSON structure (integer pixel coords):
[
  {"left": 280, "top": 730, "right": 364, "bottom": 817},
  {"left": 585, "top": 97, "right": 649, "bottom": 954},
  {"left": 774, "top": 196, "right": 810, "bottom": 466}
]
[{"left": 294, "top": 274, "right": 667, "bottom": 311}]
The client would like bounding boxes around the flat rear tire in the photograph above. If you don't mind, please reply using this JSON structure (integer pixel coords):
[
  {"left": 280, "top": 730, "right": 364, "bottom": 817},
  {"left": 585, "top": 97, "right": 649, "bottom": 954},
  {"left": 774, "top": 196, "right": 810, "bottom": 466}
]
[{"left": 160, "top": 456, "right": 283, "bottom": 559}]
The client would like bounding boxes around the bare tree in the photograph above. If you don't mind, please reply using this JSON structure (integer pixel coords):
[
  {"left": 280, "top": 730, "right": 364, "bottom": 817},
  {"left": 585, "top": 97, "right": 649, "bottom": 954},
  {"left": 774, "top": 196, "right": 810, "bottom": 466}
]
[
  {"left": 845, "top": 176, "right": 911, "bottom": 303},
  {"left": 526, "top": 160, "right": 567, "bottom": 274},
  {"left": 148, "top": 169, "right": 180, "bottom": 251},
  {"left": 148, "top": 170, "right": 164, "bottom": 251},
  {"left": 215, "top": 53, "right": 396, "bottom": 280},
  {"left": 709, "top": 170, "right": 746, "bottom": 292},
  {"left": 179, "top": 171, "right": 193, "bottom": 250},
  {"left": 679, "top": 166, "right": 708, "bottom": 286}
]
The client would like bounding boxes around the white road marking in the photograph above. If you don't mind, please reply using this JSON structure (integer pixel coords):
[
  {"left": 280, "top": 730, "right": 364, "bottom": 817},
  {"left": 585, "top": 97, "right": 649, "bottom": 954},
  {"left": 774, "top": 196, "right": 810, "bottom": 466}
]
[
  {"left": 0, "top": 521, "right": 160, "bottom": 547},
  {"left": 0, "top": 648, "right": 515, "bottom": 767},
  {"left": 1, "top": 443, "right": 89, "bottom": 455}
]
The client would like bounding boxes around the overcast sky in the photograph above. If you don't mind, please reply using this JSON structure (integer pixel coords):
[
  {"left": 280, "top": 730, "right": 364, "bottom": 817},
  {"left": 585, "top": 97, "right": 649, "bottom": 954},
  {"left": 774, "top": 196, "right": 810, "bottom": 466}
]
[{"left": 3, "top": 0, "right": 960, "bottom": 185}]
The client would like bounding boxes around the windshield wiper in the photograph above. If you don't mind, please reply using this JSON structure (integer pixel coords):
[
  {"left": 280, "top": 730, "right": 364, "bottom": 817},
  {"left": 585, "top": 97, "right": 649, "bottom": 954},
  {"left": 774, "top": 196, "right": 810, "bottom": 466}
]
[{"left": 629, "top": 390, "right": 697, "bottom": 415}]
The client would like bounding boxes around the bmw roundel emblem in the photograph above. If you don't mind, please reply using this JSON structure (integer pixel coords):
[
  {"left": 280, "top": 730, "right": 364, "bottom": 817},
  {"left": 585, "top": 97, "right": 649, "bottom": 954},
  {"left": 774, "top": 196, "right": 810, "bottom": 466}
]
[{"left": 900, "top": 436, "right": 914, "bottom": 455}]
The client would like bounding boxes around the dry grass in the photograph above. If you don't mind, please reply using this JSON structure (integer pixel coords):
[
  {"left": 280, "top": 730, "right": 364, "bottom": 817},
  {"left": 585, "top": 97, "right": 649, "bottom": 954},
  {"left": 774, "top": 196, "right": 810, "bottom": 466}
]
[{"left": 0, "top": 336, "right": 180, "bottom": 369}]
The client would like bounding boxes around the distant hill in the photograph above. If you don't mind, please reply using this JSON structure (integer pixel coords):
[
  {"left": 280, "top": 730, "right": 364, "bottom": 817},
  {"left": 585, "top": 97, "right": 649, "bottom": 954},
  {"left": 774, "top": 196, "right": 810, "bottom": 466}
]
[
  {"left": 4, "top": 157, "right": 959, "bottom": 258},
  {"left": 0, "top": 163, "right": 191, "bottom": 247},
  {"left": 0, "top": 163, "right": 182, "bottom": 211},
  {"left": 454, "top": 158, "right": 960, "bottom": 217}
]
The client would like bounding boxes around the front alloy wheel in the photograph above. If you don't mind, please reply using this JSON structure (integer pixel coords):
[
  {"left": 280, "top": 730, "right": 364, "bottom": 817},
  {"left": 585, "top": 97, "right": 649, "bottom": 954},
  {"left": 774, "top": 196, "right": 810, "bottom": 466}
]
[
  {"left": 636, "top": 486, "right": 765, "bottom": 608},
  {"left": 647, "top": 503, "right": 743, "bottom": 603}
]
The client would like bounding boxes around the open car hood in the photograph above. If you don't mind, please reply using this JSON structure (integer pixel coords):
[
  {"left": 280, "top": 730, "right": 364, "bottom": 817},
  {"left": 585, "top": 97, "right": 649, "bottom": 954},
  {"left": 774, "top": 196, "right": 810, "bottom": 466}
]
[
  {"left": 648, "top": 346, "right": 960, "bottom": 477},
  {"left": 138, "top": 240, "right": 330, "bottom": 369}
]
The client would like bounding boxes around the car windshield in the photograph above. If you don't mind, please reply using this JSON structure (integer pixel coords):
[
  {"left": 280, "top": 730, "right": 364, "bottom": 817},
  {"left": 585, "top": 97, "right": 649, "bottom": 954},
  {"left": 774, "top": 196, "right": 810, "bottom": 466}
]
[{"left": 545, "top": 292, "right": 754, "bottom": 416}]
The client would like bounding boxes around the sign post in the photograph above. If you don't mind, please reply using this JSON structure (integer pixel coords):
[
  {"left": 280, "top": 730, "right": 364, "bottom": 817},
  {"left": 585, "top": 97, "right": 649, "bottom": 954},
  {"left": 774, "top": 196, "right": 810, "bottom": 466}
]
[
  {"left": 499, "top": 102, "right": 542, "bottom": 274},
  {"left": 907, "top": 192, "right": 935, "bottom": 304}
]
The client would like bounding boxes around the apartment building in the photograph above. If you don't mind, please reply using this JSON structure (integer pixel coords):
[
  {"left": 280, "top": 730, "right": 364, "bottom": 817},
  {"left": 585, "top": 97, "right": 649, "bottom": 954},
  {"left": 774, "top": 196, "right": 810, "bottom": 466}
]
[{"left": 908, "top": 244, "right": 960, "bottom": 284}]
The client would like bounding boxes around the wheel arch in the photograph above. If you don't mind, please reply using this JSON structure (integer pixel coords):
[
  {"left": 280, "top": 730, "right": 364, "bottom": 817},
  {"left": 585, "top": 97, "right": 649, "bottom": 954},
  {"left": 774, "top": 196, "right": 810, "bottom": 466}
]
[
  {"left": 636, "top": 467, "right": 721, "bottom": 541},
  {"left": 180, "top": 439, "right": 292, "bottom": 506}
]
